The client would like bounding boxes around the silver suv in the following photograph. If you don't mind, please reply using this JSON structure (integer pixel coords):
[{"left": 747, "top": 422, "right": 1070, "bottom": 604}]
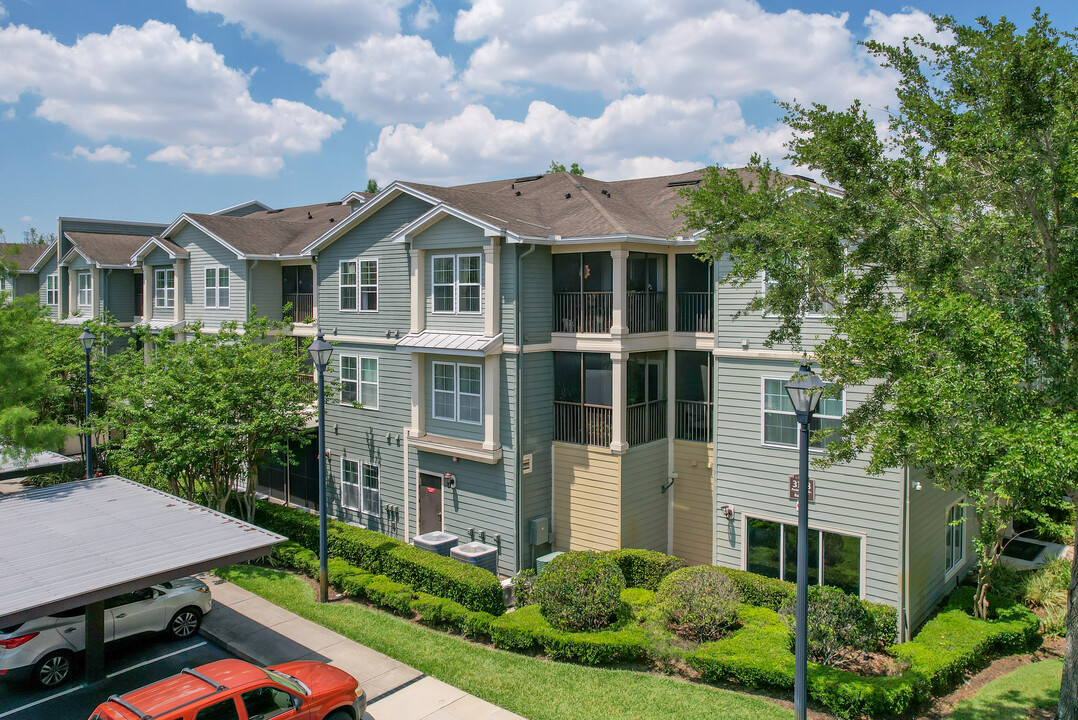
[{"left": 0, "top": 577, "right": 213, "bottom": 688}]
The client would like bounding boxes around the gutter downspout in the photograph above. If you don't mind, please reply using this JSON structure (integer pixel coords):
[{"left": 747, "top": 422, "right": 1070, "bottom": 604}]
[
  {"left": 515, "top": 243, "right": 536, "bottom": 572},
  {"left": 900, "top": 465, "right": 911, "bottom": 641},
  {"left": 103, "top": 268, "right": 112, "bottom": 321}
]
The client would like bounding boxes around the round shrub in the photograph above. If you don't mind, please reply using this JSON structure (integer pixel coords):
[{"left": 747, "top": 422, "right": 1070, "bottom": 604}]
[
  {"left": 656, "top": 565, "right": 740, "bottom": 641},
  {"left": 534, "top": 551, "right": 626, "bottom": 631},
  {"left": 779, "top": 585, "right": 875, "bottom": 668}
]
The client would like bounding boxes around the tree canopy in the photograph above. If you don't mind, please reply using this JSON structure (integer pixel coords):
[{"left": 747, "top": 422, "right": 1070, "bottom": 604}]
[{"left": 547, "top": 161, "right": 585, "bottom": 175}]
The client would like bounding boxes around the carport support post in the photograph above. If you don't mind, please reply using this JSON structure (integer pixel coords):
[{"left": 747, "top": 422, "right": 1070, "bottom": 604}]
[{"left": 84, "top": 600, "right": 105, "bottom": 683}]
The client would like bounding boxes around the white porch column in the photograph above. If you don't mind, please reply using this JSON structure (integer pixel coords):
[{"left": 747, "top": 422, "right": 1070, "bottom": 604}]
[
  {"left": 142, "top": 267, "right": 153, "bottom": 319},
  {"left": 483, "top": 353, "right": 499, "bottom": 450},
  {"left": 68, "top": 268, "right": 78, "bottom": 315},
  {"left": 666, "top": 252, "right": 677, "bottom": 334},
  {"left": 611, "top": 351, "right": 627, "bottom": 453},
  {"left": 173, "top": 259, "right": 185, "bottom": 323},
  {"left": 310, "top": 261, "right": 319, "bottom": 322},
  {"left": 91, "top": 267, "right": 102, "bottom": 319},
  {"left": 484, "top": 238, "right": 500, "bottom": 337},
  {"left": 410, "top": 353, "right": 425, "bottom": 437},
  {"left": 611, "top": 248, "right": 628, "bottom": 337},
  {"left": 410, "top": 248, "right": 424, "bottom": 334}
]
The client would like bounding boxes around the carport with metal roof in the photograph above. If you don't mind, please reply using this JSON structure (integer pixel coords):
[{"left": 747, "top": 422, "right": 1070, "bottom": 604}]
[
  {"left": 0, "top": 475, "right": 285, "bottom": 683},
  {"left": 0, "top": 450, "right": 79, "bottom": 482}
]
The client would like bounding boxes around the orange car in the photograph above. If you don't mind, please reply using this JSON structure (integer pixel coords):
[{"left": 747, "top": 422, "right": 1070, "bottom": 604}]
[{"left": 88, "top": 658, "right": 365, "bottom": 720}]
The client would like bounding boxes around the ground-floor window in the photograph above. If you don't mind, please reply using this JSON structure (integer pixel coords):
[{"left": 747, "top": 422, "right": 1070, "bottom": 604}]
[
  {"left": 745, "top": 516, "right": 862, "bottom": 596},
  {"left": 945, "top": 500, "right": 965, "bottom": 575},
  {"left": 362, "top": 462, "right": 380, "bottom": 516},
  {"left": 341, "top": 458, "right": 360, "bottom": 511}
]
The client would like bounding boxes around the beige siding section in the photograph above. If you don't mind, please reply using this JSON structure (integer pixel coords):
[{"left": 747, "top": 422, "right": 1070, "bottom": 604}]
[
  {"left": 621, "top": 441, "right": 669, "bottom": 551},
  {"left": 672, "top": 440, "right": 714, "bottom": 565},
  {"left": 553, "top": 443, "right": 621, "bottom": 551}
]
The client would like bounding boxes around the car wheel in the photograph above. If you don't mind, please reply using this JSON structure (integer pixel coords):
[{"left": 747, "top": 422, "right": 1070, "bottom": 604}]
[
  {"left": 33, "top": 651, "right": 74, "bottom": 688},
  {"left": 168, "top": 607, "right": 202, "bottom": 639},
  {"left": 322, "top": 711, "right": 352, "bottom": 720}
]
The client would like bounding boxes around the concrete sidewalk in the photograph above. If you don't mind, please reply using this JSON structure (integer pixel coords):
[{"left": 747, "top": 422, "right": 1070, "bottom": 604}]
[{"left": 196, "top": 573, "right": 526, "bottom": 720}]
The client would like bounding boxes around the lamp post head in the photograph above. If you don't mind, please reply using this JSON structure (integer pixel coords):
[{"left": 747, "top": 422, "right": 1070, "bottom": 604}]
[
  {"left": 78, "top": 330, "right": 96, "bottom": 353},
  {"left": 784, "top": 363, "right": 825, "bottom": 422},
  {"left": 308, "top": 333, "right": 333, "bottom": 372}
]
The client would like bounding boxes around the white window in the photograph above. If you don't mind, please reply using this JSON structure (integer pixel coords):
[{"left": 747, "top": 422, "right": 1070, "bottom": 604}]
[
  {"left": 339, "top": 261, "right": 357, "bottom": 311},
  {"left": 204, "top": 267, "right": 230, "bottom": 308},
  {"left": 745, "top": 516, "right": 863, "bottom": 596},
  {"left": 762, "top": 377, "right": 842, "bottom": 449},
  {"left": 341, "top": 458, "right": 360, "bottom": 512},
  {"left": 432, "top": 361, "right": 482, "bottom": 425},
  {"left": 431, "top": 254, "right": 482, "bottom": 314},
  {"left": 359, "top": 260, "right": 378, "bottom": 312},
  {"left": 154, "top": 269, "right": 175, "bottom": 309},
  {"left": 340, "top": 355, "right": 357, "bottom": 404},
  {"left": 946, "top": 501, "right": 965, "bottom": 575},
  {"left": 77, "top": 272, "right": 92, "bottom": 307},
  {"left": 339, "top": 355, "right": 377, "bottom": 408},
  {"left": 46, "top": 274, "right": 58, "bottom": 305},
  {"left": 361, "top": 462, "right": 380, "bottom": 515}
]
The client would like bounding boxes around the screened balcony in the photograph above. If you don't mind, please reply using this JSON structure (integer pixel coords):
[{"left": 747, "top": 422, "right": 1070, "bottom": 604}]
[
  {"left": 675, "top": 255, "right": 713, "bottom": 333},
  {"left": 552, "top": 252, "right": 612, "bottom": 333},
  {"left": 626, "top": 252, "right": 666, "bottom": 333},
  {"left": 626, "top": 352, "right": 666, "bottom": 446},
  {"left": 675, "top": 351, "right": 713, "bottom": 442},
  {"left": 283, "top": 265, "right": 314, "bottom": 323},
  {"left": 553, "top": 352, "right": 613, "bottom": 446}
]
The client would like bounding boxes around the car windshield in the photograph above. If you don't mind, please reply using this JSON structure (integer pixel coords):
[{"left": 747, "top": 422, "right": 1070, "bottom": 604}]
[{"left": 262, "top": 668, "right": 308, "bottom": 696}]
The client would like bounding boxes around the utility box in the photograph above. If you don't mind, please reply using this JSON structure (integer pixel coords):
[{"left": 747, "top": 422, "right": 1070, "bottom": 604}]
[
  {"left": 413, "top": 531, "right": 459, "bottom": 556},
  {"left": 529, "top": 516, "right": 550, "bottom": 546},
  {"left": 450, "top": 541, "right": 499, "bottom": 574},
  {"left": 536, "top": 550, "right": 564, "bottom": 574}
]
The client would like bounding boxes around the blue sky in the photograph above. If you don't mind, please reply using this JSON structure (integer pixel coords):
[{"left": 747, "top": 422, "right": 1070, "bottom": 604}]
[{"left": 1, "top": 0, "right": 1074, "bottom": 239}]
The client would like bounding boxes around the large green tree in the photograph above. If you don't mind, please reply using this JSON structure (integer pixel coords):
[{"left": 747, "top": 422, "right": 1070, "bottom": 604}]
[
  {"left": 102, "top": 317, "right": 315, "bottom": 522},
  {"left": 676, "top": 12, "right": 1078, "bottom": 714}
]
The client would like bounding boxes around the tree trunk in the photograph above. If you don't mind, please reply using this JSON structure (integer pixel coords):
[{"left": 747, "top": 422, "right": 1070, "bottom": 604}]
[{"left": 1057, "top": 493, "right": 1078, "bottom": 719}]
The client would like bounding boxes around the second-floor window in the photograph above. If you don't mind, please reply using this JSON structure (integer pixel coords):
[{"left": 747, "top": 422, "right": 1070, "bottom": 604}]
[
  {"left": 77, "top": 272, "right": 92, "bottom": 307},
  {"left": 762, "top": 377, "right": 842, "bottom": 449},
  {"left": 205, "top": 267, "right": 230, "bottom": 308},
  {"left": 431, "top": 254, "right": 481, "bottom": 314},
  {"left": 155, "top": 269, "right": 175, "bottom": 309},
  {"left": 432, "top": 361, "right": 482, "bottom": 424},
  {"left": 359, "top": 259, "right": 378, "bottom": 311},
  {"left": 340, "top": 261, "right": 357, "bottom": 311},
  {"left": 46, "top": 274, "right": 58, "bottom": 305},
  {"left": 339, "top": 355, "right": 378, "bottom": 408}
]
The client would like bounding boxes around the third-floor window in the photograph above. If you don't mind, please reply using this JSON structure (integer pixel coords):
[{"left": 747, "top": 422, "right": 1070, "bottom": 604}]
[
  {"left": 205, "top": 267, "right": 230, "bottom": 308},
  {"left": 432, "top": 254, "right": 481, "bottom": 314}
]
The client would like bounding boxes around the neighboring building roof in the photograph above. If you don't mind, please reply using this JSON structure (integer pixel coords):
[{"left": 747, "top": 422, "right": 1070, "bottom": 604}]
[
  {"left": 211, "top": 199, "right": 273, "bottom": 216},
  {"left": 64, "top": 232, "right": 156, "bottom": 268},
  {"left": 165, "top": 202, "right": 352, "bottom": 258},
  {"left": 0, "top": 450, "right": 78, "bottom": 481},
  {"left": 0, "top": 242, "right": 51, "bottom": 272},
  {"left": 396, "top": 331, "right": 504, "bottom": 356},
  {"left": 0, "top": 475, "right": 284, "bottom": 627}
]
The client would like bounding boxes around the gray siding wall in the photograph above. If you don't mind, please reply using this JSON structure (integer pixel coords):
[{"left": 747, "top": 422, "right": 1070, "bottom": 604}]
[
  {"left": 37, "top": 256, "right": 58, "bottom": 319},
  {"left": 712, "top": 356, "right": 904, "bottom": 607},
  {"left": 103, "top": 269, "right": 137, "bottom": 323},
  {"left": 519, "top": 245, "right": 552, "bottom": 345},
  {"left": 714, "top": 262, "right": 830, "bottom": 353},
  {"left": 147, "top": 267, "right": 168, "bottom": 321},
  {"left": 424, "top": 354, "right": 485, "bottom": 442},
  {"left": 520, "top": 351, "right": 554, "bottom": 567},
  {"left": 175, "top": 225, "right": 247, "bottom": 328},
  {"left": 60, "top": 219, "right": 166, "bottom": 236},
  {"left": 15, "top": 274, "right": 37, "bottom": 298},
  {"left": 143, "top": 247, "right": 174, "bottom": 267},
  {"left": 418, "top": 224, "right": 487, "bottom": 333},
  {"left": 621, "top": 440, "right": 669, "bottom": 551},
  {"left": 218, "top": 203, "right": 268, "bottom": 218},
  {"left": 317, "top": 193, "right": 427, "bottom": 337},
  {"left": 500, "top": 243, "right": 517, "bottom": 344},
  {"left": 248, "top": 260, "right": 283, "bottom": 321}
]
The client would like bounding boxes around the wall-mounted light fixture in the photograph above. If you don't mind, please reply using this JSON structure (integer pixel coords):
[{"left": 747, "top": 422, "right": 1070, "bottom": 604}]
[{"left": 444, "top": 472, "right": 456, "bottom": 489}]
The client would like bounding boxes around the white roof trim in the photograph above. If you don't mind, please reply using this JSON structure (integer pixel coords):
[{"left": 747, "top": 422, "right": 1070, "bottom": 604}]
[
  {"left": 390, "top": 204, "right": 527, "bottom": 244},
  {"left": 340, "top": 191, "right": 369, "bottom": 205},
  {"left": 58, "top": 243, "right": 94, "bottom": 267},
  {"left": 161, "top": 214, "right": 246, "bottom": 259},
  {"left": 27, "top": 240, "right": 58, "bottom": 272},
  {"left": 302, "top": 181, "right": 446, "bottom": 255},
  {"left": 211, "top": 199, "right": 272, "bottom": 216},
  {"left": 395, "top": 331, "right": 503, "bottom": 357},
  {"left": 131, "top": 236, "right": 189, "bottom": 263}
]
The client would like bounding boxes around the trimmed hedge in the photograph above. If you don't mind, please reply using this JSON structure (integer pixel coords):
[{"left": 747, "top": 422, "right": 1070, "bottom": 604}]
[
  {"left": 603, "top": 549, "right": 685, "bottom": 590},
  {"left": 490, "top": 605, "right": 652, "bottom": 665},
  {"left": 255, "top": 501, "right": 505, "bottom": 615},
  {"left": 535, "top": 551, "right": 625, "bottom": 631}
]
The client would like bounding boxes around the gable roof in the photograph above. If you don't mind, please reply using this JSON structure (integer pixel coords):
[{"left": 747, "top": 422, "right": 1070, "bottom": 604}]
[
  {"left": 131, "top": 236, "right": 189, "bottom": 263},
  {"left": 211, "top": 199, "right": 272, "bottom": 216},
  {"left": 63, "top": 232, "right": 153, "bottom": 268},
  {"left": 0, "top": 242, "right": 51, "bottom": 272}
]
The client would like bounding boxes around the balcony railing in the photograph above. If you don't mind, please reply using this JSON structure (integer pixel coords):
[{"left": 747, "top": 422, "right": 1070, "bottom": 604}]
[
  {"left": 675, "top": 399, "right": 712, "bottom": 442},
  {"left": 627, "top": 399, "right": 666, "bottom": 446},
  {"left": 554, "top": 401, "right": 612, "bottom": 446},
  {"left": 676, "top": 292, "right": 713, "bottom": 333},
  {"left": 553, "top": 291, "right": 613, "bottom": 333},
  {"left": 626, "top": 291, "right": 667, "bottom": 333},
  {"left": 284, "top": 293, "right": 315, "bottom": 323}
]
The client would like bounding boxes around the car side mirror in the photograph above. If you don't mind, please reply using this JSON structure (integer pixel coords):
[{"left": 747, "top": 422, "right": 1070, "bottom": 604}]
[{"left": 291, "top": 695, "right": 303, "bottom": 710}]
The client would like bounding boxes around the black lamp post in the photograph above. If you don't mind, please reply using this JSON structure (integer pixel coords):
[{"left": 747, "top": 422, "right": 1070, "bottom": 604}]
[
  {"left": 784, "top": 362, "right": 825, "bottom": 720},
  {"left": 307, "top": 333, "right": 334, "bottom": 603},
  {"left": 78, "top": 330, "right": 96, "bottom": 480}
]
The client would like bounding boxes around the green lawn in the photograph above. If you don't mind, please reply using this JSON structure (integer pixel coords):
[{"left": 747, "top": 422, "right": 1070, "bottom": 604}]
[
  {"left": 216, "top": 564, "right": 791, "bottom": 720},
  {"left": 949, "top": 658, "right": 1061, "bottom": 720}
]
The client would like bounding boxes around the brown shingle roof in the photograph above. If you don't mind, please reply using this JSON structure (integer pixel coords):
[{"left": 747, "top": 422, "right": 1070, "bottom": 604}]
[
  {"left": 184, "top": 202, "right": 351, "bottom": 256},
  {"left": 65, "top": 233, "right": 152, "bottom": 266},
  {"left": 0, "top": 242, "right": 50, "bottom": 271}
]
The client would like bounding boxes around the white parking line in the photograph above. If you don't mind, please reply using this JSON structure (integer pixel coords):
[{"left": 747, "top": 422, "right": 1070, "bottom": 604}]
[
  {"left": 106, "top": 641, "right": 207, "bottom": 678},
  {"left": 0, "top": 683, "right": 87, "bottom": 719}
]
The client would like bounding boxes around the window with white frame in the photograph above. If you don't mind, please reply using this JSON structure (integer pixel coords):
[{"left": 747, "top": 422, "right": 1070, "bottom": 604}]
[
  {"left": 340, "top": 355, "right": 358, "bottom": 404},
  {"left": 431, "top": 254, "right": 481, "bottom": 314},
  {"left": 359, "top": 357, "right": 378, "bottom": 408},
  {"left": 77, "top": 272, "right": 92, "bottom": 306},
  {"left": 154, "top": 269, "right": 175, "bottom": 309},
  {"left": 361, "top": 462, "right": 380, "bottom": 515},
  {"left": 341, "top": 458, "right": 360, "bottom": 511},
  {"left": 204, "top": 267, "right": 230, "bottom": 308},
  {"left": 46, "top": 274, "right": 58, "bottom": 305},
  {"left": 762, "top": 377, "right": 842, "bottom": 449},
  {"left": 432, "top": 361, "right": 482, "bottom": 424},
  {"left": 339, "top": 261, "right": 357, "bottom": 311},
  {"left": 359, "top": 260, "right": 377, "bottom": 311},
  {"left": 946, "top": 500, "right": 965, "bottom": 574},
  {"left": 745, "top": 516, "right": 862, "bottom": 596}
]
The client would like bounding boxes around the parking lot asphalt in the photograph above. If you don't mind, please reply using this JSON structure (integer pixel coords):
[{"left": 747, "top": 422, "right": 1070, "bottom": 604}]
[{"left": 0, "top": 632, "right": 236, "bottom": 720}]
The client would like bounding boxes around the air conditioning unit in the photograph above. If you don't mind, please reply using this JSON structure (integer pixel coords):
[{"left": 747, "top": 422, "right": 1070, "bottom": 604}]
[
  {"left": 412, "top": 531, "right": 459, "bottom": 556},
  {"left": 535, "top": 550, "right": 564, "bottom": 574},
  {"left": 450, "top": 541, "right": 499, "bottom": 574}
]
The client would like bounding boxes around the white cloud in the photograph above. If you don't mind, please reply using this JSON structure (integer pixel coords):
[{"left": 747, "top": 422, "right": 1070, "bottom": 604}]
[
  {"left": 0, "top": 3, "right": 7, "bottom": 20},
  {"left": 71, "top": 144, "right": 131, "bottom": 164},
  {"left": 186, "top": 0, "right": 407, "bottom": 62},
  {"left": 0, "top": 21, "right": 342, "bottom": 176},
  {"left": 311, "top": 34, "right": 461, "bottom": 124},
  {"left": 412, "top": 0, "right": 439, "bottom": 31},
  {"left": 20, "top": 215, "right": 30, "bottom": 223},
  {"left": 2, "top": 107, "right": 13, "bottom": 120},
  {"left": 864, "top": 8, "right": 950, "bottom": 49}
]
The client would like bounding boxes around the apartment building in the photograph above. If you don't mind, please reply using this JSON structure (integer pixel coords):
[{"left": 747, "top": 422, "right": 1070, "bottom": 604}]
[
  {"left": 27, "top": 169, "right": 972, "bottom": 637},
  {"left": 0, "top": 242, "right": 52, "bottom": 299}
]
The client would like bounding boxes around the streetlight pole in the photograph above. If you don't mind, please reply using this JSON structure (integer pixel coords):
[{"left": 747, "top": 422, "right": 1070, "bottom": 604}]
[
  {"left": 785, "top": 363, "right": 824, "bottom": 720},
  {"left": 78, "top": 330, "right": 96, "bottom": 479},
  {"left": 307, "top": 333, "right": 334, "bottom": 603}
]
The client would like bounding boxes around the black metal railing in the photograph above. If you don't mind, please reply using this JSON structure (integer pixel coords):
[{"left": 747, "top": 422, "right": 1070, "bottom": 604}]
[
  {"left": 626, "top": 291, "right": 667, "bottom": 333},
  {"left": 553, "top": 291, "right": 613, "bottom": 333},
  {"left": 675, "top": 399, "right": 712, "bottom": 442},
  {"left": 627, "top": 399, "right": 666, "bottom": 446},
  {"left": 676, "top": 292, "right": 713, "bottom": 333},
  {"left": 554, "top": 401, "right": 613, "bottom": 446},
  {"left": 284, "top": 292, "right": 315, "bottom": 323}
]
